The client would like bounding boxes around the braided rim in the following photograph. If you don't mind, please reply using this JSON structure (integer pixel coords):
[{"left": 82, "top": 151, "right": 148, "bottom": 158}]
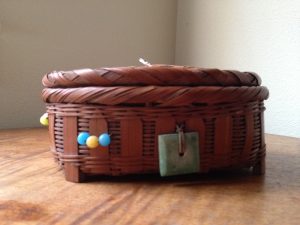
[
  {"left": 42, "top": 86, "right": 269, "bottom": 106},
  {"left": 42, "top": 65, "right": 261, "bottom": 88}
]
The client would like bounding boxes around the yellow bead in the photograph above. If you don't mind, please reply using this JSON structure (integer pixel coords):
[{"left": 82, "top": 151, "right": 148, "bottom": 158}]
[
  {"left": 86, "top": 136, "right": 99, "bottom": 149},
  {"left": 40, "top": 114, "right": 49, "bottom": 126}
]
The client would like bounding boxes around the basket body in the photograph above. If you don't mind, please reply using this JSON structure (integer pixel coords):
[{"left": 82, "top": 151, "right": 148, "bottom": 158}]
[
  {"left": 42, "top": 65, "right": 268, "bottom": 182},
  {"left": 47, "top": 101, "right": 266, "bottom": 182}
]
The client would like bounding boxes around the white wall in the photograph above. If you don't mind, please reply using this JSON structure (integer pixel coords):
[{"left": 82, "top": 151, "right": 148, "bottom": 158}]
[
  {"left": 0, "top": 0, "right": 177, "bottom": 129},
  {"left": 176, "top": 0, "right": 300, "bottom": 138},
  {"left": 1, "top": 0, "right": 299, "bottom": 138}
]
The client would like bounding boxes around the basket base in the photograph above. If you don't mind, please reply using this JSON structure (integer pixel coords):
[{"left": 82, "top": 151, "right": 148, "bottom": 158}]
[{"left": 62, "top": 164, "right": 266, "bottom": 183}]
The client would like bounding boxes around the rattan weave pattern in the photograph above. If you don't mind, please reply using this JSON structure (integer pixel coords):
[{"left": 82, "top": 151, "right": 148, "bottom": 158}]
[
  {"left": 48, "top": 101, "right": 265, "bottom": 177},
  {"left": 42, "top": 65, "right": 261, "bottom": 88},
  {"left": 42, "top": 85, "right": 269, "bottom": 106}
]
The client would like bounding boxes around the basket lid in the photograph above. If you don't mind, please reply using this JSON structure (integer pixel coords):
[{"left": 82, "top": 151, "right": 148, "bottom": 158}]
[{"left": 42, "top": 65, "right": 262, "bottom": 88}]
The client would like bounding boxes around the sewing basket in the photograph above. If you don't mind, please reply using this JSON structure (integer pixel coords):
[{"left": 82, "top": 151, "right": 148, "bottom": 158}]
[{"left": 42, "top": 65, "right": 269, "bottom": 182}]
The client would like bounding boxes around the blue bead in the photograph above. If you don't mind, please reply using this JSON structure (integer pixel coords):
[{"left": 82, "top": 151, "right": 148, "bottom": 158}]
[
  {"left": 77, "top": 132, "right": 90, "bottom": 145},
  {"left": 99, "top": 133, "right": 111, "bottom": 147}
]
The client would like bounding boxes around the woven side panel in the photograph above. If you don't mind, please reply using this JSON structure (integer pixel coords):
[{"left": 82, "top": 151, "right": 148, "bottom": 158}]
[
  {"left": 107, "top": 120, "right": 121, "bottom": 175},
  {"left": 214, "top": 116, "right": 232, "bottom": 168},
  {"left": 202, "top": 118, "right": 215, "bottom": 172},
  {"left": 108, "top": 120, "right": 121, "bottom": 156},
  {"left": 54, "top": 116, "right": 63, "bottom": 154},
  {"left": 251, "top": 112, "right": 263, "bottom": 163},
  {"left": 204, "top": 118, "right": 215, "bottom": 154},
  {"left": 142, "top": 120, "right": 156, "bottom": 172},
  {"left": 231, "top": 115, "right": 247, "bottom": 164},
  {"left": 242, "top": 113, "right": 254, "bottom": 163},
  {"left": 49, "top": 113, "right": 60, "bottom": 164},
  {"left": 185, "top": 117, "right": 206, "bottom": 172},
  {"left": 143, "top": 120, "right": 156, "bottom": 156},
  {"left": 257, "top": 110, "right": 266, "bottom": 172},
  {"left": 260, "top": 110, "right": 265, "bottom": 148},
  {"left": 254, "top": 113, "right": 262, "bottom": 149}
]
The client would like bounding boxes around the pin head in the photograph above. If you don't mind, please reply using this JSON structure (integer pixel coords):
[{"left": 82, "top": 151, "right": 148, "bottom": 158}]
[{"left": 99, "top": 133, "right": 111, "bottom": 147}]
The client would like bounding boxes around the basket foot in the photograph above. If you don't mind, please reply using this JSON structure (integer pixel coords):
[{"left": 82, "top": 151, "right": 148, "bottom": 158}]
[
  {"left": 64, "top": 165, "right": 86, "bottom": 183},
  {"left": 253, "top": 157, "right": 265, "bottom": 175}
]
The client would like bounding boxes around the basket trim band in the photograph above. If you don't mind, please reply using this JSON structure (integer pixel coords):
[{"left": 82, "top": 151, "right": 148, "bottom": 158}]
[
  {"left": 42, "top": 65, "right": 261, "bottom": 88},
  {"left": 42, "top": 86, "right": 269, "bottom": 106}
]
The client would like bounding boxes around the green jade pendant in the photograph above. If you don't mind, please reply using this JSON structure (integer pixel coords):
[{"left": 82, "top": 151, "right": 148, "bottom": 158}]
[{"left": 158, "top": 131, "right": 200, "bottom": 177}]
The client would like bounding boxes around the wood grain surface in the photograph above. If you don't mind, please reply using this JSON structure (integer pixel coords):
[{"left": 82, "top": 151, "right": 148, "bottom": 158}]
[{"left": 0, "top": 128, "right": 299, "bottom": 225}]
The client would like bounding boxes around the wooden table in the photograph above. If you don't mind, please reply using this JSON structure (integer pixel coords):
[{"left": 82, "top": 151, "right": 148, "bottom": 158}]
[{"left": 0, "top": 128, "right": 299, "bottom": 225}]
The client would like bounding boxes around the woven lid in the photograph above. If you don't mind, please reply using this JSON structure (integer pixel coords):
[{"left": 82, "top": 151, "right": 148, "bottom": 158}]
[
  {"left": 42, "top": 65, "right": 269, "bottom": 106},
  {"left": 42, "top": 65, "right": 261, "bottom": 88}
]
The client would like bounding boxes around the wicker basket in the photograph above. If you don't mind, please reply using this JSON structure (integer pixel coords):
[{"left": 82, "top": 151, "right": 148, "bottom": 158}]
[{"left": 42, "top": 65, "right": 269, "bottom": 182}]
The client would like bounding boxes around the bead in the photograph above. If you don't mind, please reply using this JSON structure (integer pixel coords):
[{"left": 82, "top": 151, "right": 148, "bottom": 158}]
[
  {"left": 99, "top": 133, "right": 111, "bottom": 147},
  {"left": 40, "top": 113, "right": 49, "bottom": 126},
  {"left": 77, "top": 132, "right": 90, "bottom": 145},
  {"left": 86, "top": 136, "right": 99, "bottom": 149}
]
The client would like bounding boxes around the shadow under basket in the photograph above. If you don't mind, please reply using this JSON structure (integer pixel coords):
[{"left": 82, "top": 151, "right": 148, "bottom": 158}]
[{"left": 42, "top": 65, "right": 269, "bottom": 182}]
